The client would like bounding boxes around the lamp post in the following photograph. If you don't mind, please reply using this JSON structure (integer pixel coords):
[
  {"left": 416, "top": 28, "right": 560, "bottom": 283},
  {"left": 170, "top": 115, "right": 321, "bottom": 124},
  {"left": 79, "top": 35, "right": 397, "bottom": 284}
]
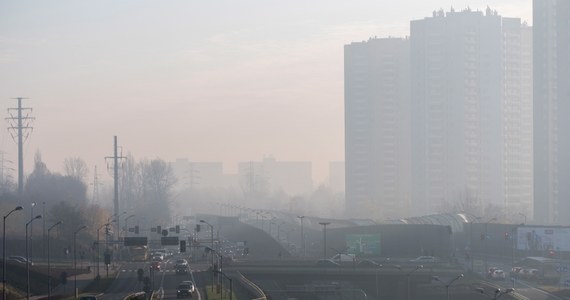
[
  {"left": 319, "top": 222, "right": 331, "bottom": 260},
  {"left": 26, "top": 214, "right": 42, "bottom": 300},
  {"left": 200, "top": 220, "right": 214, "bottom": 292},
  {"left": 217, "top": 269, "right": 233, "bottom": 300},
  {"left": 297, "top": 216, "right": 305, "bottom": 259},
  {"left": 42, "top": 202, "right": 46, "bottom": 261},
  {"left": 30, "top": 202, "right": 36, "bottom": 268},
  {"left": 433, "top": 274, "right": 463, "bottom": 300},
  {"left": 74, "top": 225, "right": 87, "bottom": 299},
  {"left": 484, "top": 218, "right": 497, "bottom": 273},
  {"left": 47, "top": 221, "right": 62, "bottom": 300},
  {"left": 3, "top": 205, "right": 23, "bottom": 300},
  {"left": 406, "top": 265, "right": 423, "bottom": 300},
  {"left": 375, "top": 265, "right": 384, "bottom": 300},
  {"left": 96, "top": 222, "right": 113, "bottom": 279}
]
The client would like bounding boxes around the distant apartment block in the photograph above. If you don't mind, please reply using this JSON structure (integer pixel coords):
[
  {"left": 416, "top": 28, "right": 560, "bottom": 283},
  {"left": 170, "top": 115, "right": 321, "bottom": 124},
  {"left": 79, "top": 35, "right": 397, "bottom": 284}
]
[
  {"left": 237, "top": 157, "right": 313, "bottom": 197},
  {"left": 411, "top": 8, "right": 533, "bottom": 217},
  {"left": 169, "top": 159, "right": 230, "bottom": 190},
  {"left": 533, "top": 0, "right": 570, "bottom": 224},
  {"left": 344, "top": 37, "right": 411, "bottom": 220}
]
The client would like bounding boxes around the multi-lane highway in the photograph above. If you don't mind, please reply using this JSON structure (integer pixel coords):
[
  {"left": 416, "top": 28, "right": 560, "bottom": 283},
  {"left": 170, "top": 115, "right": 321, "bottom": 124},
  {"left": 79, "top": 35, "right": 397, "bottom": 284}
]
[{"left": 98, "top": 258, "right": 205, "bottom": 300}]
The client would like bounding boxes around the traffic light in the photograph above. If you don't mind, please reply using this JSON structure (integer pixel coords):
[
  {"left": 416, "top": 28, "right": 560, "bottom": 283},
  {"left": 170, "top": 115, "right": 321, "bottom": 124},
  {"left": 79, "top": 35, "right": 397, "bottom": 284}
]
[
  {"left": 196, "top": 224, "right": 201, "bottom": 232},
  {"left": 180, "top": 240, "right": 186, "bottom": 253},
  {"left": 505, "top": 232, "right": 510, "bottom": 240},
  {"left": 157, "top": 225, "right": 162, "bottom": 234},
  {"left": 175, "top": 225, "right": 180, "bottom": 234},
  {"left": 135, "top": 225, "right": 139, "bottom": 234},
  {"left": 104, "top": 253, "right": 111, "bottom": 265}
]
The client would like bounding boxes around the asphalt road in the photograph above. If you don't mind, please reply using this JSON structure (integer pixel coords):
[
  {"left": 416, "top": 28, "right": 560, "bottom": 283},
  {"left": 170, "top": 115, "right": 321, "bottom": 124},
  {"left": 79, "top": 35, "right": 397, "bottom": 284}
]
[{"left": 98, "top": 258, "right": 205, "bottom": 300}]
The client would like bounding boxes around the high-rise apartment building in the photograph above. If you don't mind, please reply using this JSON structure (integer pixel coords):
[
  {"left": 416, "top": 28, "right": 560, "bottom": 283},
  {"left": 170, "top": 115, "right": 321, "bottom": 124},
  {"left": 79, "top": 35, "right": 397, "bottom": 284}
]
[
  {"left": 503, "top": 18, "right": 534, "bottom": 221},
  {"left": 534, "top": 0, "right": 570, "bottom": 225},
  {"left": 411, "top": 8, "right": 533, "bottom": 217},
  {"left": 344, "top": 37, "right": 411, "bottom": 220}
]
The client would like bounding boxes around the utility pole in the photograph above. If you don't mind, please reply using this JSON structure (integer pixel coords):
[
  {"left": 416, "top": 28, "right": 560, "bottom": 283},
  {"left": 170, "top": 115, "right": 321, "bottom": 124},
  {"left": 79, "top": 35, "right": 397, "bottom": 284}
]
[
  {"left": 6, "top": 97, "right": 34, "bottom": 195},
  {"left": 105, "top": 136, "right": 126, "bottom": 249},
  {"left": 91, "top": 166, "right": 103, "bottom": 204}
]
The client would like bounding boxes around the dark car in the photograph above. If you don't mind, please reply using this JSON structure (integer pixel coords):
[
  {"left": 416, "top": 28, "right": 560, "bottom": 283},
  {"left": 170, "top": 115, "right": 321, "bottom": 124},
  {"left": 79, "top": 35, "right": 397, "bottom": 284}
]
[
  {"left": 177, "top": 282, "right": 193, "bottom": 298},
  {"left": 151, "top": 261, "right": 161, "bottom": 270},
  {"left": 175, "top": 261, "right": 189, "bottom": 274}
]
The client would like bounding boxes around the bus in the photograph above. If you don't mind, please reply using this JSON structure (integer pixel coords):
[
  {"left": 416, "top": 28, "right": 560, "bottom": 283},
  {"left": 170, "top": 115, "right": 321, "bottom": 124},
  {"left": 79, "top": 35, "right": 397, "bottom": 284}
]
[{"left": 129, "top": 246, "right": 149, "bottom": 262}]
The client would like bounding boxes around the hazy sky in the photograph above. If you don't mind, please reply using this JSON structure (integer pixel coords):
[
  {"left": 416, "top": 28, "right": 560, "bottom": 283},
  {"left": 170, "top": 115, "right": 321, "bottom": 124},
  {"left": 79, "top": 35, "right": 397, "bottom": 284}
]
[{"left": 0, "top": 1, "right": 531, "bottom": 185}]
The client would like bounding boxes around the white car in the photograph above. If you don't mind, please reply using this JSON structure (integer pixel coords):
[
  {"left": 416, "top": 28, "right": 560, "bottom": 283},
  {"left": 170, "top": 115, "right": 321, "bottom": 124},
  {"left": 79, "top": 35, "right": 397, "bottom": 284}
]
[{"left": 492, "top": 269, "right": 506, "bottom": 280}]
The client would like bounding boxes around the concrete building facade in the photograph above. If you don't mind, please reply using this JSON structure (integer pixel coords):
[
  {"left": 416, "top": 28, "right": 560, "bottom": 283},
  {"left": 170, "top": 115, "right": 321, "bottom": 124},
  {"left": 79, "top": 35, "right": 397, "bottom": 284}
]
[
  {"left": 344, "top": 37, "right": 411, "bottom": 220},
  {"left": 533, "top": 0, "right": 570, "bottom": 225}
]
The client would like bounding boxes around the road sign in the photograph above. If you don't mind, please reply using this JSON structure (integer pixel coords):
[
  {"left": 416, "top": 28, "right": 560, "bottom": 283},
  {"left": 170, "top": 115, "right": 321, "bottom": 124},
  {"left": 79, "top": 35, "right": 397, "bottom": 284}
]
[
  {"left": 161, "top": 236, "right": 179, "bottom": 246},
  {"left": 124, "top": 237, "right": 148, "bottom": 246}
]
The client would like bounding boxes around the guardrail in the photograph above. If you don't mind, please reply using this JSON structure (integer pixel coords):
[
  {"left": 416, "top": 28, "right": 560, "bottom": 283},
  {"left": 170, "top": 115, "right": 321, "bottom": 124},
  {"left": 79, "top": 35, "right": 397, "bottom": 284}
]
[
  {"left": 476, "top": 280, "right": 529, "bottom": 300},
  {"left": 235, "top": 271, "right": 266, "bottom": 300}
]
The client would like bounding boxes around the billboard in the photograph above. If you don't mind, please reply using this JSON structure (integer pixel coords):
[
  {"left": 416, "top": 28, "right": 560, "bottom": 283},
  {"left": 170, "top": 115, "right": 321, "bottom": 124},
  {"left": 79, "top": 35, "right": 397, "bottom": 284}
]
[
  {"left": 345, "top": 234, "right": 381, "bottom": 255},
  {"left": 516, "top": 227, "right": 570, "bottom": 251}
]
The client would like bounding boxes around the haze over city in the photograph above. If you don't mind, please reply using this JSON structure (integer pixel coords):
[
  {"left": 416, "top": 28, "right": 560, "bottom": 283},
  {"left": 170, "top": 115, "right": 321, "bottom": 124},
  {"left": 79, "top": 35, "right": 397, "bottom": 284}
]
[{"left": 0, "top": 0, "right": 531, "bottom": 186}]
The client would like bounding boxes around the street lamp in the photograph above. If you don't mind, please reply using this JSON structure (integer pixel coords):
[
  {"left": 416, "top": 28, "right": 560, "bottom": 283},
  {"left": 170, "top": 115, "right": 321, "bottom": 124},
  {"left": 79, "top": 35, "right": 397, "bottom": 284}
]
[
  {"left": 74, "top": 225, "right": 87, "bottom": 299},
  {"left": 3, "top": 205, "right": 23, "bottom": 300},
  {"left": 26, "top": 214, "right": 42, "bottom": 300},
  {"left": 30, "top": 202, "right": 36, "bottom": 268},
  {"left": 375, "top": 265, "right": 384, "bottom": 300},
  {"left": 297, "top": 216, "right": 305, "bottom": 259},
  {"left": 47, "top": 221, "right": 62, "bottom": 300},
  {"left": 484, "top": 218, "right": 497, "bottom": 273},
  {"left": 200, "top": 220, "right": 214, "bottom": 292},
  {"left": 433, "top": 274, "right": 463, "bottom": 300},
  {"left": 96, "top": 221, "right": 114, "bottom": 279},
  {"left": 406, "top": 265, "right": 423, "bottom": 300},
  {"left": 319, "top": 222, "right": 331, "bottom": 260}
]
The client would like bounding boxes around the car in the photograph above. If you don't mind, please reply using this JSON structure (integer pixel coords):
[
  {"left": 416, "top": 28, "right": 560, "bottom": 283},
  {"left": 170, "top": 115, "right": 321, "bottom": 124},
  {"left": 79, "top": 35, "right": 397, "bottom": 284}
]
[
  {"left": 331, "top": 254, "right": 355, "bottom": 263},
  {"left": 151, "top": 261, "right": 161, "bottom": 270},
  {"left": 175, "top": 259, "right": 188, "bottom": 266},
  {"left": 176, "top": 282, "right": 193, "bottom": 298},
  {"left": 357, "top": 259, "right": 380, "bottom": 268},
  {"left": 152, "top": 254, "right": 164, "bottom": 262},
  {"left": 491, "top": 269, "right": 506, "bottom": 280},
  {"left": 181, "top": 281, "right": 196, "bottom": 293},
  {"left": 79, "top": 295, "right": 98, "bottom": 300},
  {"left": 409, "top": 256, "right": 437, "bottom": 263},
  {"left": 8, "top": 256, "right": 33, "bottom": 266},
  {"left": 315, "top": 259, "right": 340, "bottom": 267},
  {"left": 175, "top": 260, "right": 189, "bottom": 274}
]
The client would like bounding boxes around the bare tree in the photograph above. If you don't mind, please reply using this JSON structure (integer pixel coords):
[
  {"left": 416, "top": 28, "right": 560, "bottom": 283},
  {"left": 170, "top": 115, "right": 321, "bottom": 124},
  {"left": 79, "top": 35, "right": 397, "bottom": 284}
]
[{"left": 64, "top": 157, "right": 89, "bottom": 182}]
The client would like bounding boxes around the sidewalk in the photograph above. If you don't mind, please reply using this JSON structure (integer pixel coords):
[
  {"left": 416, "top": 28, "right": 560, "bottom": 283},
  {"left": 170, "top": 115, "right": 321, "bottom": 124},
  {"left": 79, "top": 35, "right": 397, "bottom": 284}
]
[{"left": 30, "top": 263, "right": 120, "bottom": 300}]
